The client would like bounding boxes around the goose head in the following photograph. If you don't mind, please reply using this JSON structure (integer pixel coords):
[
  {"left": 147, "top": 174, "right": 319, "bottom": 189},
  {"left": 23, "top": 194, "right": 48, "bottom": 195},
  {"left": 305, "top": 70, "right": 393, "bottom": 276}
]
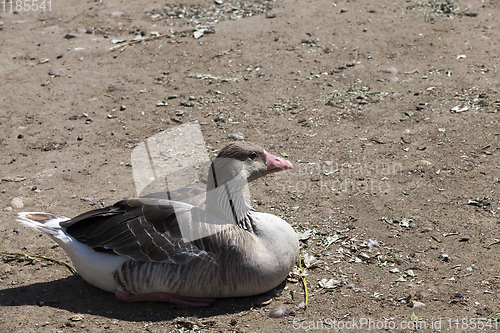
[{"left": 208, "top": 142, "right": 293, "bottom": 189}]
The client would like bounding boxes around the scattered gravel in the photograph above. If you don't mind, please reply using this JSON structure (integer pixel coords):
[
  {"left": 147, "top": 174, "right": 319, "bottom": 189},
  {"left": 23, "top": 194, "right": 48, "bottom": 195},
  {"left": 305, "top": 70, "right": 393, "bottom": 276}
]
[{"left": 147, "top": 0, "right": 276, "bottom": 27}]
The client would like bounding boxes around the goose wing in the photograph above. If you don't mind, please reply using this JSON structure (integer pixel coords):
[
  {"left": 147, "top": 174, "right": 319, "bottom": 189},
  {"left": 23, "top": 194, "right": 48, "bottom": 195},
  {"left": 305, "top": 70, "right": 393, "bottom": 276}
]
[{"left": 60, "top": 197, "right": 241, "bottom": 265}]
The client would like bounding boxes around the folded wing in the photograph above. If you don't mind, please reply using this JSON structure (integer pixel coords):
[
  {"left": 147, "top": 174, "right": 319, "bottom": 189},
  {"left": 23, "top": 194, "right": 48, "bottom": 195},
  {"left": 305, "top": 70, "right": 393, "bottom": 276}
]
[{"left": 60, "top": 196, "right": 242, "bottom": 266}]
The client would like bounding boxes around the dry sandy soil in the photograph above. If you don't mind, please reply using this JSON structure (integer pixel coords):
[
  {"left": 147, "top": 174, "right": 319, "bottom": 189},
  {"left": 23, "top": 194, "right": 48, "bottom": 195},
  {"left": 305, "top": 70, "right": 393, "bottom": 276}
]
[{"left": 1, "top": 0, "right": 500, "bottom": 331}]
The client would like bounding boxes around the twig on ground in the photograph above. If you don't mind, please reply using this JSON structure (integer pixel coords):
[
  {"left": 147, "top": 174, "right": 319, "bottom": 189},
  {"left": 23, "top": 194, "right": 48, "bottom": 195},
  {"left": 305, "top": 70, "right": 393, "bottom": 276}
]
[
  {"left": 297, "top": 257, "right": 308, "bottom": 308},
  {"left": 1, "top": 251, "right": 77, "bottom": 275}
]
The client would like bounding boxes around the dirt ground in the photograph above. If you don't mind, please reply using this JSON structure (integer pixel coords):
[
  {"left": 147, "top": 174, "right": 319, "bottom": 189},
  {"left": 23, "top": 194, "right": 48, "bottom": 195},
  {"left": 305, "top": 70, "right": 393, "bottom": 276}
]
[{"left": 1, "top": 0, "right": 500, "bottom": 331}]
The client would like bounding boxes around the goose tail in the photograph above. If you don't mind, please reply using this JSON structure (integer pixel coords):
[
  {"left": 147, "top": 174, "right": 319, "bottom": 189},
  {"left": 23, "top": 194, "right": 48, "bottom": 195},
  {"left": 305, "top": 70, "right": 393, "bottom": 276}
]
[{"left": 17, "top": 212, "right": 69, "bottom": 237}]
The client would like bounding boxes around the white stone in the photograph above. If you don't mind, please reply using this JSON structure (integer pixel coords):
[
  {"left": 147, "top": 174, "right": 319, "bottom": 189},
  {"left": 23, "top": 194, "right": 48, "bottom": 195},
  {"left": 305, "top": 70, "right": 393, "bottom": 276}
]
[{"left": 10, "top": 197, "right": 24, "bottom": 209}]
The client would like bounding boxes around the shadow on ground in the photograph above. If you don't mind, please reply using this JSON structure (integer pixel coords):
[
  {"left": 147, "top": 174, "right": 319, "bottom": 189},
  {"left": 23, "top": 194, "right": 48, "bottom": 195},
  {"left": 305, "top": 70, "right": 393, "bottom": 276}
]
[{"left": 0, "top": 275, "right": 260, "bottom": 322}]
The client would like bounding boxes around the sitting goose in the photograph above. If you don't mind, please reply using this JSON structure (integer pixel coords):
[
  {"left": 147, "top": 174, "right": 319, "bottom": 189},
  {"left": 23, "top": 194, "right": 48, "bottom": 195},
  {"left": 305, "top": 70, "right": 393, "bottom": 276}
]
[{"left": 18, "top": 142, "right": 299, "bottom": 307}]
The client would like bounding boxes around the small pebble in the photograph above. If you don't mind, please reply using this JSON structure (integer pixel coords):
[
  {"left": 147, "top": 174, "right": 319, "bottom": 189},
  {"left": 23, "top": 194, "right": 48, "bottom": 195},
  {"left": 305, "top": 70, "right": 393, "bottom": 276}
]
[
  {"left": 418, "top": 160, "right": 432, "bottom": 166},
  {"left": 401, "top": 134, "right": 412, "bottom": 144},
  {"left": 17, "top": 134, "right": 23, "bottom": 139},
  {"left": 214, "top": 115, "right": 225, "bottom": 122},
  {"left": 412, "top": 301, "right": 426, "bottom": 308},
  {"left": 48, "top": 69, "right": 65, "bottom": 76},
  {"left": 228, "top": 132, "right": 244, "bottom": 140},
  {"left": 120, "top": 105, "right": 126, "bottom": 111},
  {"left": 321, "top": 208, "right": 334, "bottom": 215},
  {"left": 188, "top": 96, "right": 196, "bottom": 100},
  {"left": 180, "top": 101, "right": 194, "bottom": 107},
  {"left": 167, "top": 95, "right": 178, "bottom": 99},
  {"left": 77, "top": 135, "right": 83, "bottom": 141},
  {"left": 10, "top": 197, "right": 24, "bottom": 209},
  {"left": 70, "top": 314, "right": 84, "bottom": 322},
  {"left": 175, "top": 110, "right": 184, "bottom": 116},
  {"left": 383, "top": 66, "right": 398, "bottom": 74},
  {"left": 42, "top": 25, "right": 57, "bottom": 31}
]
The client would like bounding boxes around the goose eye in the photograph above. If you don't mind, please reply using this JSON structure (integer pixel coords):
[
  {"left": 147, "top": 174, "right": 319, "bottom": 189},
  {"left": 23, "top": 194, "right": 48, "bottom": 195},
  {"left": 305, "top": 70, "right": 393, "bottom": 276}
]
[{"left": 250, "top": 152, "right": 257, "bottom": 160}]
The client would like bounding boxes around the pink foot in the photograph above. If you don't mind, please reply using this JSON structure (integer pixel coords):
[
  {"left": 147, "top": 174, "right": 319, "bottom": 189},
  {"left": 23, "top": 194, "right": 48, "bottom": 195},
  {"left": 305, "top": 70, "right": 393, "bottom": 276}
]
[{"left": 115, "top": 289, "right": 216, "bottom": 307}]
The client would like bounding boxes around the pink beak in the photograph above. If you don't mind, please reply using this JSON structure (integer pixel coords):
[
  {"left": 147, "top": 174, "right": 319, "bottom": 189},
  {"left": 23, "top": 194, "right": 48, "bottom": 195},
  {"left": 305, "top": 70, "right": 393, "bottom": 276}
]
[{"left": 264, "top": 151, "right": 293, "bottom": 175}]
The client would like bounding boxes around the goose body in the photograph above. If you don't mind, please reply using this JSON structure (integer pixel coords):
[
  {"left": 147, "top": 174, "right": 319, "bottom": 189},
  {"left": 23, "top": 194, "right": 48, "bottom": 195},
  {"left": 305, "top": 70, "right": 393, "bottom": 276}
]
[{"left": 18, "top": 142, "right": 299, "bottom": 306}]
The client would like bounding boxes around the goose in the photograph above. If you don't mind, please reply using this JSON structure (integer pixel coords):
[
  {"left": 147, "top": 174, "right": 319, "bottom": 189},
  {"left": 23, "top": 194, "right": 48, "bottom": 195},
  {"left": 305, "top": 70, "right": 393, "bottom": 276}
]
[{"left": 18, "top": 142, "right": 299, "bottom": 307}]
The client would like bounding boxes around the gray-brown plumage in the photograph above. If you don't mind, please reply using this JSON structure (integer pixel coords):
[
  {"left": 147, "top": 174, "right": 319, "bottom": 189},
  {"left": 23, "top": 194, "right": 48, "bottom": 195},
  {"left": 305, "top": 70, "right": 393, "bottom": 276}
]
[{"left": 18, "top": 142, "right": 299, "bottom": 306}]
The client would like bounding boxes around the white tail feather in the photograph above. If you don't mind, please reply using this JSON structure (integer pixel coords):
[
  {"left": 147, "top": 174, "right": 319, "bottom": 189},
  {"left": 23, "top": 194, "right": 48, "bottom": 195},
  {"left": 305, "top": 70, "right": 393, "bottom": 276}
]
[
  {"left": 17, "top": 211, "right": 128, "bottom": 293},
  {"left": 17, "top": 212, "right": 70, "bottom": 237}
]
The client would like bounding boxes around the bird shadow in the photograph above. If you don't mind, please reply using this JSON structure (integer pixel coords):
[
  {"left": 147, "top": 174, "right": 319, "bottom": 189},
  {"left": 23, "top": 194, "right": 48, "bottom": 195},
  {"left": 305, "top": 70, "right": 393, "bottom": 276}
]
[{"left": 0, "top": 275, "right": 265, "bottom": 322}]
